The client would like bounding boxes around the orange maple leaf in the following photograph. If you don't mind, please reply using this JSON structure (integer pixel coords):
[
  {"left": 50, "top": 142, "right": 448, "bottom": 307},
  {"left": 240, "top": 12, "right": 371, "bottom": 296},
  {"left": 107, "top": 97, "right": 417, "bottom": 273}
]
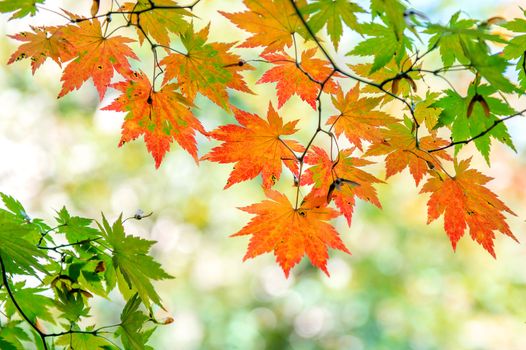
[
  {"left": 421, "top": 158, "right": 517, "bottom": 256},
  {"left": 327, "top": 84, "right": 398, "bottom": 150},
  {"left": 102, "top": 71, "right": 205, "bottom": 167},
  {"left": 302, "top": 146, "right": 383, "bottom": 225},
  {"left": 221, "top": 0, "right": 307, "bottom": 54},
  {"left": 233, "top": 189, "right": 350, "bottom": 277},
  {"left": 160, "top": 25, "right": 253, "bottom": 109},
  {"left": 58, "top": 19, "right": 137, "bottom": 99},
  {"left": 203, "top": 103, "right": 303, "bottom": 189},
  {"left": 7, "top": 26, "right": 75, "bottom": 73},
  {"left": 258, "top": 48, "right": 337, "bottom": 109},
  {"left": 366, "top": 123, "right": 452, "bottom": 185}
]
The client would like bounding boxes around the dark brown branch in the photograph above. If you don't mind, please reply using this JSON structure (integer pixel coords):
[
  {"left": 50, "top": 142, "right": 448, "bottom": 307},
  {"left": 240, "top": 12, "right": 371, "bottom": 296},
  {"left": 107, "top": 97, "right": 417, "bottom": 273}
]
[
  {"left": 288, "top": 0, "right": 420, "bottom": 132},
  {"left": 428, "top": 109, "right": 526, "bottom": 152}
]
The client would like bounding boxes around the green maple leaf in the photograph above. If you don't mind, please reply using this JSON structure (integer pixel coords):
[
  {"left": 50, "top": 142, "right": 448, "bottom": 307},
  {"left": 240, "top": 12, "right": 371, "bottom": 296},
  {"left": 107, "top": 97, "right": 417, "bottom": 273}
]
[
  {"left": 1, "top": 282, "right": 55, "bottom": 324},
  {"left": 0, "top": 193, "right": 29, "bottom": 221},
  {"left": 97, "top": 215, "right": 172, "bottom": 308},
  {"left": 0, "top": 337, "right": 16, "bottom": 350},
  {"left": 0, "top": 216, "right": 47, "bottom": 275},
  {"left": 117, "top": 294, "right": 155, "bottom": 350},
  {"left": 370, "top": 0, "right": 407, "bottom": 41},
  {"left": 464, "top": 41, "right": 518, "bottom": 93},
  {"left": 54, "top": 285, "right": 91, "bottom": 323},
  {"left": 426, "top": 12, "right": 479, "bottom": 66},
  {"left": 348, "top": 21, "right": 411, "bottom": 73},
  {"left": 434, "top": 85, "right": 515, "bottom": 163},
  {"left": 0, "top": 321, "right": 30, "bottom": 350},
  {"left": 301, "top": 0, "right": 364, "bottom": 50},
  {"left": 56, "top": 326, "right": 113, "bottom": 350},
  {"left": 55, "top": 206, "right": 100, "bottom": 244},
  {"left": 500, "top": 11, "right": 526, "bottom": 89},
  {"left": 425, "top": 11, "right": 517, "bottom": 93},
  {"left": 0, "top": 0, "right": 44, "bottom": 19}
]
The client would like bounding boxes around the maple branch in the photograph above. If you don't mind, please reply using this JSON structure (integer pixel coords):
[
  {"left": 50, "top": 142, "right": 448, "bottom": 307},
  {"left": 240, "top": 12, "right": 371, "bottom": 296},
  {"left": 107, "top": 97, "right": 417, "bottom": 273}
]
[
  {"left": 37, "top": 238, "right": 102, "bottom": 252},
  {"left": 293, "top": 69, "right": 337, "bottom": 209},
  {"left": 404, "top": 149, "right": 454, "bottom": 179},
  {"left": 70, "top": 0, "right": 203, "bottom": 23},
  {"left": 288, "top": 0, "right": 420, "bottom": 133},
  {"left": 278, "top": 138, "right": 300, "bottom": 161},
  {"left": 428, "top": 108, "right": 526, "bottom": 153},
  {"left": 37, "top": 223, "right": 67, "bottom": 247}
]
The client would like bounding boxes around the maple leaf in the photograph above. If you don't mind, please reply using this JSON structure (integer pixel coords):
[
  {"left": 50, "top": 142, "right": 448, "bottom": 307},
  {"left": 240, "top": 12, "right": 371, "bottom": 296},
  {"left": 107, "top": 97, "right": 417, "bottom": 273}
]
[
  {"left": 301, "top": 0, "right": 364, "bottom": 50},
  {"left": 348, "top": 20, "right": 412, "bottom": 73},
  {"left": 56, "top": 327, "right": 114, "bottom": 350},
  {"left": 203, "top": 103, "right": 303, "bottom": 189},
  {"left": 350, "top": 57, "right": 421, "bottom": 101},
  {"left": 303, "top": 146, "right": 383, "bottom": 226},
  {"left": 0, "top": 0, "right": 44, "bottom": 19},
  {"left": 369, "top": 0, "right": 408, "bottom": 40},
  {"left": 365, "top": 122, "right": 452, "bottom": 186},
  {"left": 58, "top": 18, "right": 137, "bottom": 99},
  {"left": 121, "top": 0, "right": 192, "bottom": 47},
  {"left": 7, "top": 26, "right": 75, "bottom": 73},
  {"left": 160, "top": 25, "right": 253, "bottom": 109},
  {"left": 0, "top": 213, "right": 47, "bottom": 276},
  {"left": 97, "top": 215, "right": 172, "bottom": 308},
  {"left": 426, "top": 12, "right": 507, "bottom": 67},
  {"left": 327, "top": 84, "right": 397, "bottom": 151},
  {"left": 258, "top": 48, "right": 337, "bottom": 109},
  {"left": 103, "top": 71, "right": 206, "bottom": 167},
  {"left": 421, "top": 158, "right": 517, "bottom": 256},
  {"left": 117, "top": 294, "right": 154, "bottom": 350},
  {"left": 1, "top": 282, "right": 55, "bottom": 324},
  {"left": 501, "top": 11, "right": 526, "bottom": 89},
  {"left": 233, "top": 189, "right": 350, "bottom": 277},
  {"left": 433, "top": 85, "right": 516, "bottom": 163},
  {"left": 414, "top": 91, "right": 442, "bottom": 131},
  {"left": 220, "top": 0, "right": 307, "bottom": 54}
]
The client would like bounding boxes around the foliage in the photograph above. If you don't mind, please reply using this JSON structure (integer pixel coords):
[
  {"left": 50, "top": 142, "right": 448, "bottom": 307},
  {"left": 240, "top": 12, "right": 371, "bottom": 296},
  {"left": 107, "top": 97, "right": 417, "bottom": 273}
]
[
  {"left": 0, "top": 193, "right": 172, "bottom": 349},
  {"left": 1, "top": 0, "right": 525, "bottom": 329}
]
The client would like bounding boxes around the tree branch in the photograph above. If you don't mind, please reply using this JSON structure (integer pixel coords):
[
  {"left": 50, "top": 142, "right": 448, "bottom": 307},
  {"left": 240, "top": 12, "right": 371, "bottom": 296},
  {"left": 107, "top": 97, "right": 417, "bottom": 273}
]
[{"left": 428, "top": 109, "right": 526, "bottom": 153}]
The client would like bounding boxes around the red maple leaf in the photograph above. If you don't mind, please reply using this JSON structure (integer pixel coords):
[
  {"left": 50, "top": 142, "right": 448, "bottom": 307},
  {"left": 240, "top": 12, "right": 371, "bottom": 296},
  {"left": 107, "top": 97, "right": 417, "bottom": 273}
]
[
  {"left": 421, "top": 158, "right": 517, "bottom": 256},
  {"left": 103, "top": 71, "right": 205, "bottom": 167},
  {"left": 203, "top": 103, "right": 303, "bottom": 189},
  {"left": 58, "top": 18, "right": 137, "bottom": 99},
  {"left": 302, "top": 146, "right": 383, "bottom": 225},
  {"left": 233, "top": 189, "right": 350, "bottom": 277},
  {"left": 258, "top": 48, "right": 337, "bottom": 109},
  {"left": 366, "top": 123, "right": 452, "bottom": 185}
]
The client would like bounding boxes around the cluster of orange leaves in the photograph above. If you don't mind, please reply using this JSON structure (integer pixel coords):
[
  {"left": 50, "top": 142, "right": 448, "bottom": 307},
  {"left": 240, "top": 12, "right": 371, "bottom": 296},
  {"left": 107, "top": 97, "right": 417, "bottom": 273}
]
[{"left": 7, "top": 0, "right": 517, "bottom": 276}]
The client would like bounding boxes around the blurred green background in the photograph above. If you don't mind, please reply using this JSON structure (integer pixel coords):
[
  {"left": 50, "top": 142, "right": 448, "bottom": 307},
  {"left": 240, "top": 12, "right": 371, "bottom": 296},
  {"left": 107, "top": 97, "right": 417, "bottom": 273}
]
[{"left": 1, "top": 0, "right": 526, "bottom": 349}]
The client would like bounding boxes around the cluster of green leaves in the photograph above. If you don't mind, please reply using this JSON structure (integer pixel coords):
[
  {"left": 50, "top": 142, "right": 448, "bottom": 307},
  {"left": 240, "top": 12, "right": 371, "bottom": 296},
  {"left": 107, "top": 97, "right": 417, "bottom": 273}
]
[
  {"left": 1, "top": 0, "right": 525, "bottom": 285},
  {"left": 0, "top": 193, "right": 172, "bottom": 349}
]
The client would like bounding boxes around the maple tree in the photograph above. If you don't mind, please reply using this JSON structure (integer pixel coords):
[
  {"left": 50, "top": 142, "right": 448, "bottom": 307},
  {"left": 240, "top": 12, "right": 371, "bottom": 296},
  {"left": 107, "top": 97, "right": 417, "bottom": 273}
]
[{"left": 1, "top": 0, "right": 526, "bottom": 347}]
